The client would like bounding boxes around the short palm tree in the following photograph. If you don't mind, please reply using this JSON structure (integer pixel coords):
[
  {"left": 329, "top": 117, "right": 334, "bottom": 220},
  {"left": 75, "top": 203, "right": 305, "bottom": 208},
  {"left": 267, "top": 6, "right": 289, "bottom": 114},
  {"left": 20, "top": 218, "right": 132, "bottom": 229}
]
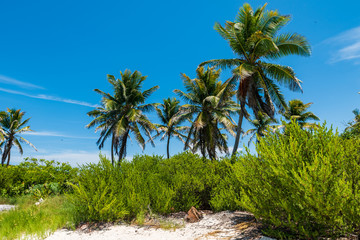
[
  {"left": 174, "top": 67, "right": 239, "bottom": 160},
  {"left": 199, "top": 3, "right": 311, "bottom": 156},
  {"left": 280, "top": 99, "right": 319, "bottom": 129},
  {"left": 154, "top": 97, "right": 189, "bottom": 159},
  {"left": 243, "top": 111, "right": 277, "bottom": 146},
  {"left": 342, "top": 109, "right": 360, "bottom": 139},
  {"left": 87, "top": 70, "right": 159, "bottom": 163},
  {"left": 0, "top": 108, "right": 37, "bottom": 166}
]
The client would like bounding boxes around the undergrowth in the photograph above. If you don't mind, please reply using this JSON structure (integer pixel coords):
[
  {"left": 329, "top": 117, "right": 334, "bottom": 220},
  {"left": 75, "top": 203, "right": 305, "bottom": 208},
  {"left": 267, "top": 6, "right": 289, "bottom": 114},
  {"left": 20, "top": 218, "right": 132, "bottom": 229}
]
[{"left": 0, "top": 195, "right": 75, "bottom": 240}]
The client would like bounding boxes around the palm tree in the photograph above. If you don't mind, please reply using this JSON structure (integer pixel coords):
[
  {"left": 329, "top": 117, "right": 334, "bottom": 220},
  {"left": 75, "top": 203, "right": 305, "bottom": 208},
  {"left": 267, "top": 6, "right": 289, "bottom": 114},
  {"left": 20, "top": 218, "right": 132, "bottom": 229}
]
[
  {"left": 174, "top": 67, "right": 239, "bottom": 160},
  {"left": 243, "top": 111, "right": 277, "bottom": 146},
  {"left": 0, "top": 108, "right": 37, "bottom": 166},
  {"left": 280, "top": 99, "right": 319, "bottom": 129},
  {"left": 87, "top": 70, "right": 159, "bottom": 163},
  {"left": 87, "top": 102, "right": 118, "bottom": 165},
  {"left": 154, "top": 97, "right": 189, "bottom": 159},
  {"left": 341, "top": 109, "right": 360, "bottom": 139},
  {"left": 199, "top": 3, "right": 311, "bottom": 156}
]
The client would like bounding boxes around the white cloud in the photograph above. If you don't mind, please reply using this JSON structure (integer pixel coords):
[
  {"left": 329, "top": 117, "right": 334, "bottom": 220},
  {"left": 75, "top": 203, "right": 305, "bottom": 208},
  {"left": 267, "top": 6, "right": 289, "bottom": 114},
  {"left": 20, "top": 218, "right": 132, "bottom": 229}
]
[
  {"left": 0, "top": 87, "right": 99, "bottom": 108},
  {"left": 325, "top": 26, "right": 360, "bottom": 63},
  {"left": 0, "top": 75, "right": 44, "bottom": 89},
  {"left": 23, "top": 131, "right": 96, "bottom": 139}
]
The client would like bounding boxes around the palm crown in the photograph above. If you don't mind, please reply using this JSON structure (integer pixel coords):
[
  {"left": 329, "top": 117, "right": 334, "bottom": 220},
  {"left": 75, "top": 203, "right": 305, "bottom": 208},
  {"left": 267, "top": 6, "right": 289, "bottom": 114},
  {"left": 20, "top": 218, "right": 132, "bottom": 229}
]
[
  {"left": 243, "top": 111, "right": 277, "bottom": 146},
  {"left": 87, "top": 70, "right": 159, "bottom": 163},
  {"left": 280, "top": 99, "right": 319, "bottom": 128},
  {"left": 0, "top": 108, "right": 37, "bottom": 166},
  {"left": 199, "top": 3, "right": 311, "bottom": 155},
  {"left": 174, "top": 67, "right": 239, "bottom": 159},
  {"left": 154, "top": 97, "right": 189, "bottom": 159}
]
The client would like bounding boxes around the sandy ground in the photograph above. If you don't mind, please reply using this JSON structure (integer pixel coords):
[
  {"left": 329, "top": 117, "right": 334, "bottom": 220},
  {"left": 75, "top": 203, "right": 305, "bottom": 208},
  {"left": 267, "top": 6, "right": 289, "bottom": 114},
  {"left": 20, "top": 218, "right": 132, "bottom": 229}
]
[
  {"left": 0, "top": 205, "right": 15, "bottom": 211},
  {"left": 46, "top": 211, "right": 273, "bottom": 240}
]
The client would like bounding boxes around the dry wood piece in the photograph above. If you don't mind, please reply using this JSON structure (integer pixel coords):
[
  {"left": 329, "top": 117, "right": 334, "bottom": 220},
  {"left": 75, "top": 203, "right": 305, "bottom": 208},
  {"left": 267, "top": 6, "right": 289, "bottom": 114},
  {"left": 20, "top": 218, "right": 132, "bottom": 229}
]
[{"left": 185, "top": 206, "right": 203, "bottom": 223}]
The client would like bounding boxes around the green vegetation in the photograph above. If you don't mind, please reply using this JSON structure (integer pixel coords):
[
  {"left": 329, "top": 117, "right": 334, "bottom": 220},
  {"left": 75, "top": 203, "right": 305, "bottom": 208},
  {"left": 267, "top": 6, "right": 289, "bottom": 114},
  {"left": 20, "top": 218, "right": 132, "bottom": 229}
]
[
  {"left": 0, "top": 158, "right": 77, "bottom": 198},
  {"left": 154, "top": 97, "right": 188, "bottom": 159},
  {"left": 174, "top": 67, "right": 238, "bottom": 159},
  {"left": 69, "top": 152, "right": 240, "bottom": 221},
  {"left": 2, "top": 2, "right": 360, "bottom": 240},
  {"left": 235, "top": 122, "right": 360, "bottom": 239},
  {"left": 0, "top": 195, "right": 75, "bottom": 240},
  {"left": 199, "top": 3, "right": 311, "bottom": 156},
  {"left": 86, "top": 70, "right": 159, "bottom": 164},
  {"left": 243, "top": 111, "right": 277, "bottom": 146},
  {"left": 280, "top": 99, "right": 320, "bottom": 128},
  {"left": 0, "top": 108, "right": 37, "bottom": 166},
  {"left": 341, "top": 108, "right": 360, "bottom": 139}
]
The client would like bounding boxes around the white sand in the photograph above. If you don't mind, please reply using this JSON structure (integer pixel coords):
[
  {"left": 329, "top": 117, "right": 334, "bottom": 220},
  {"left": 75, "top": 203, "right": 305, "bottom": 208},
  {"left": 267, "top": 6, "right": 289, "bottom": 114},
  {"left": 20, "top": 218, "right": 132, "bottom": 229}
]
[
  {"left": 0, "top": 205, "right": 15, "bottom": 211},
  {"left": 46, "top": 211, "right": 270, "bottom": 240}
]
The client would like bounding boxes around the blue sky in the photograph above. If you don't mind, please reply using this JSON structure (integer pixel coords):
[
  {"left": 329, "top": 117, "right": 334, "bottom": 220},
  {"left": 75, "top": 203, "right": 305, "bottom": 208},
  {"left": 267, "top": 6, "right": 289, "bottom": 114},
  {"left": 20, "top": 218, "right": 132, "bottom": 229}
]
[{"left": 1, "top": 0, "right": 360, "bottom": 165}]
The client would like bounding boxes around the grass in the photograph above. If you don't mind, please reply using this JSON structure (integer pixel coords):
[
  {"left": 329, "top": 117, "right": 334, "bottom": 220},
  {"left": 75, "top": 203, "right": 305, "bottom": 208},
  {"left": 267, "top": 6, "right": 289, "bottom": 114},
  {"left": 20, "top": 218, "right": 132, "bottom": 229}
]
[{"left": 0, "top": 195, "right": 76, "bottom": 240}]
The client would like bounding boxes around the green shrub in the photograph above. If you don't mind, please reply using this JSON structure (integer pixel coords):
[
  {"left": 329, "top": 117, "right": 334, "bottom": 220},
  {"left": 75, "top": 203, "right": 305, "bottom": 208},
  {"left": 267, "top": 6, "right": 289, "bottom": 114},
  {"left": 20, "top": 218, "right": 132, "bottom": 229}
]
[
  {"left": 0, "top": 158, "right": 78, "bottom": 197},
  {"left": 235, "top": 122, "right": 360, "bottom": 239},
  {"left": 120, "top": 155, "right": 174, "bottom": 217},
  {"left": 68, "top": 155, "right": 128, "bottom": 222},
  {"left": 0, "top": 195, "right": 75, "bottom": 239},
  {"left": 70, "top": 152, "right": 242, "bottom": 223},
  {"left": 209, "top": 159, "right": 241, "bottom": 211}
]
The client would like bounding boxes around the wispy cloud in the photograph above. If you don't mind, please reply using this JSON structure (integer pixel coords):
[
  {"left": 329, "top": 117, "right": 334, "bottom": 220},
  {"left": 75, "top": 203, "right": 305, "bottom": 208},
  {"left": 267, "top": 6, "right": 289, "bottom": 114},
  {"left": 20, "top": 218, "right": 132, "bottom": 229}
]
[
  {"left": 0, "top": 87, "right": 99, "bottom": 108},
  {"left": 23, "top": 131, "right": 97, "bottom": 139},
  {"left": 0, "top": 74, "right": 44, "bottom": 89},
  {"left": 325, "top": 26, "right": 360, "bottom": 63}
]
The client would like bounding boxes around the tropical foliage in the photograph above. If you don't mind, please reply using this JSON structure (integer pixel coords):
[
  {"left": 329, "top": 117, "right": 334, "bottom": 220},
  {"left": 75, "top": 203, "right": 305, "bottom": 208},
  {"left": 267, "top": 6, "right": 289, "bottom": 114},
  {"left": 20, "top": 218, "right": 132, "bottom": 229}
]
[
  {"left": 154, "top": 98, "right": 188, "bottom": 158},
  {"left": 174, "top": 67, "right": 239, "bottom": 159},
  {"left": 243, "top": 111, "right": 277, "bottom": 146},
  {"left": 235, "top": 121, "right": 360, "bottom": 239},
  {"left": 199, "top": 3, "right": 311, "bottom": 156},
  {"left": 0, "top": 108, "right": 36, "bottom": 166},
  {"left": 341, "top": 108, "right": 360, "bottom": 139},
  {"left": 87, "top": 70, "right": 159, "bottom": 164},
  {"left": 280, "top": 99, "right": 319, "bottom": 128}
]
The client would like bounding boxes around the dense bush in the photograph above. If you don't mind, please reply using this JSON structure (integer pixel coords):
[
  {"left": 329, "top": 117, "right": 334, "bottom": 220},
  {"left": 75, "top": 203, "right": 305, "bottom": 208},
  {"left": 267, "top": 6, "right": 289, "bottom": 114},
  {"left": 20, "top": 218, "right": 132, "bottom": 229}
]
[
  {"left": 70, "top": 152, "right": 242, "bottom": 222},
  {"left": 69, "top": 156, "right": 128, "bottom": 222},
  {"left": 235, "top": 122, "right": 360, "bottom": 239},
  {"left": 0, "top": 158, "right": 78, "bottom": 197}
]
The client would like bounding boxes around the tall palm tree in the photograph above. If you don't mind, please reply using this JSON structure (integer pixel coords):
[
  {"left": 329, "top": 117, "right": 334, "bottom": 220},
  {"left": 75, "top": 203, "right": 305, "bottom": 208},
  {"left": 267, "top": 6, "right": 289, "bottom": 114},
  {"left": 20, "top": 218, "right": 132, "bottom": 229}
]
[
  {"left": 243, "top": 111, "right": 277, "bottom": 146},
  {"left": 280, "top": 99, "right": 319, "bottom": 129},
  {"left": 174, "top": 67, "right": 239, "bottom": 160},
  {"left": 0, "top": 108, "right": 37, "bottom": 166},
  {"left": 199, "top": 3, "right": 311, "bottom": 156},
  {"left": 154, "top": 97, "right": 189, "bottom": 159},
  {"left": 87, "top": 70, "right": 159, "bottom": 163}
]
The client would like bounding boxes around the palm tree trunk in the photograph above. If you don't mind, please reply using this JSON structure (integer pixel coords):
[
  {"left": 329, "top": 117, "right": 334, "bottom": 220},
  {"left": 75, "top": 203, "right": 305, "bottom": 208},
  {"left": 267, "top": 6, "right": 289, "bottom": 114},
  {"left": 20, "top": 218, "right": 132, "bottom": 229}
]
[
  {"left": 232, "top": 110, "right": 244, "bottom": 157},
  {"left": 6, "top": 149, "right": 11, "bottom": 167},
  {"left": 118, "top": 130, "right": 129, "bottom": 163},
  {"left": 111, "top": 134, "right": 115, "bottom": 166},
  {"left": 166, "top": 134, "right": 170, "bottom": 159},
  {"left": 1, "top": 142, "right": 10, "bottom": 166}
]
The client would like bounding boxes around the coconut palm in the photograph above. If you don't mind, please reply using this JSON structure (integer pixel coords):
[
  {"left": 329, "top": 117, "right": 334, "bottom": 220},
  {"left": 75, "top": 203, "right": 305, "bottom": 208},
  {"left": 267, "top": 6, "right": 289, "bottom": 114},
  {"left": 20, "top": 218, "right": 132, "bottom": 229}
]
[
  {"left": 154, "top": 97, "right": 189, "bottom": 159},
  {"left": 174, "top": 67, "right": 239, "bottom": 160},
  {"left": 199, "top": 3, "right": 311, "bottom": 156},
  {"left": 87, "top": 102, "right": 118, "bottom": 165},
  {"left": 280, "top": 99, "right": 319, "bottom": 129},
  {"left": 341, "top": 109, "right": 360, "bottom": 139},
  {"left": 243, "top": 111, "right": 277, "bottom": 146},
  {"left": 87, "top": 70, "right": 159, "bottom": 163},
  {"left": 0, "top": 108, "right": 37, "bottom": 166}
]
